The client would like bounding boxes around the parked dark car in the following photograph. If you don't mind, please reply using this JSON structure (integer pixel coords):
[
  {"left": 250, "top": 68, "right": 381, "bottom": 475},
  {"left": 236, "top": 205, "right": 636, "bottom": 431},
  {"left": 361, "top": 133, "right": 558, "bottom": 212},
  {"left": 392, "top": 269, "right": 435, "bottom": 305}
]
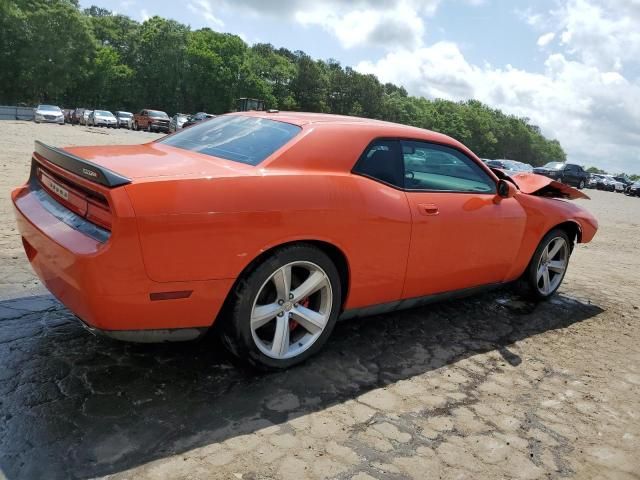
[
  {"left": 614, "top": 176, "right": 633, "bottom": 189},
  {"left": 62, "top": 109, "right": 74, "bottom": 124},
  {"left": 625, "top": 181, "right": 640, "bottom": 196},
  {"left": 595, "top": 175, "right": 615, "bottom": 191},
  {"left": 70, "top": 108, "right": 85, "bottom": 125},
  {"left": 133, "top": 109, "right": 170, "bottom": 133},
  {"left": 533, "top": 162, "right": 588, "bottom": 189},
  {"left": 183, "top": 112, "right": 214, "bottom": 128},
  {"left": 486, "top": 159, "right": 533, "bottom": 173}
]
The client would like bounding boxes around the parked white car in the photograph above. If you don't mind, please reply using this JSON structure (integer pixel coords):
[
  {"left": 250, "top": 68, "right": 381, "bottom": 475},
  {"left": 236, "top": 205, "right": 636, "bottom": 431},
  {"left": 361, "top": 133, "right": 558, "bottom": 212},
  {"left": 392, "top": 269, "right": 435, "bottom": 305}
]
[
  {"left": 33, "top": 105, "right": 64, "bottom": 124},
  {"left": 115, "top": 111, "right": 134, "bottom": 129},
  {"left": 88, "top": 110, "right": 117, "bottom": 128}
]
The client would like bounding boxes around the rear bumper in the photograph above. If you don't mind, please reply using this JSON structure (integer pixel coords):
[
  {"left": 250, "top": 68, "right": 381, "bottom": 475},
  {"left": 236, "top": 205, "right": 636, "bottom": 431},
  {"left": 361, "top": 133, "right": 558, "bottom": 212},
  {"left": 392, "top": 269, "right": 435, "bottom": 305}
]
[
  {"left": 12, "top": 185, "right": 233, "bottom": 337},
  {"left": 77, "top": 316, "right": 207, "bottom": 342}
]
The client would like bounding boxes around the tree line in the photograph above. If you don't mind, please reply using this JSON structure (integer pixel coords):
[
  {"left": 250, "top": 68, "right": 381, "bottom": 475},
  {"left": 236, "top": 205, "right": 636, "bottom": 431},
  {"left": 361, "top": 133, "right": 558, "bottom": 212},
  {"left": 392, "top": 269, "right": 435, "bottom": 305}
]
[{"left": 0, "top": 0, "right": 567, "bottom": 166}]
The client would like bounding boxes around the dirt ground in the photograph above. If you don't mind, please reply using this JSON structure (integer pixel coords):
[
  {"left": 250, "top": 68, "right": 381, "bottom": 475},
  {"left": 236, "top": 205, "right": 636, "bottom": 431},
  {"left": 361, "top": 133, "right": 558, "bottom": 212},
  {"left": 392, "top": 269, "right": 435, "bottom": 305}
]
[{"left": 0, "top": 121, "right": 639, "bottom": 480}]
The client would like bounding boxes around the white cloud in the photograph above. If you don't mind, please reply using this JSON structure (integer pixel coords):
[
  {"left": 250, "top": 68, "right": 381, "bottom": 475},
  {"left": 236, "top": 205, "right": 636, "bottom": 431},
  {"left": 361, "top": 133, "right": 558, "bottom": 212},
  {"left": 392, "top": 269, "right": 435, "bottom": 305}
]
[
  {"left": 140, "top": 8, "right": 149, "bottom": 21},
  {"left": 357, "top": 42, "right": 640, "bottom": 174},
  {"left": 295, "top": 2, "right": 429, "bottom": 49},
  {"left": 187, "top": 0, "right": 224, "bottom": 28},
  {"left": 213, "top": 0, "right": 485, "bottom": 50},
  {"left": 537, "top": 32, "right": 555, "bottom": 47},
  {"left": 536, "top": 0, "right": 640, "bottom": 71}
]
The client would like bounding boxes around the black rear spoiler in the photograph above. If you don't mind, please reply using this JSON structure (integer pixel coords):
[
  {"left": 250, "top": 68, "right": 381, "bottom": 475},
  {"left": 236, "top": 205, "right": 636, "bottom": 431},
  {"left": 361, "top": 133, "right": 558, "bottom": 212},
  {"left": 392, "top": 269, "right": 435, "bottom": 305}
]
[{"left": 34, "top": 141, "right": 131, "bottom": 188}]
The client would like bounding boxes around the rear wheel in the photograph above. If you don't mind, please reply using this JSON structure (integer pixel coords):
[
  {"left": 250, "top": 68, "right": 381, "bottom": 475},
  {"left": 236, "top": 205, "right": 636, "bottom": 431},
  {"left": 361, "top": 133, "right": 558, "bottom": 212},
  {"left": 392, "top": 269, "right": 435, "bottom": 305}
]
[
  {"left": 578, "top": 180, "right": 585, "bottom": 189},
  {"left": 221, "top": 244, "right": 341, "bottom": 370},
  {"left": 521, "top": 229, "right": 571, "bottom": 300}
]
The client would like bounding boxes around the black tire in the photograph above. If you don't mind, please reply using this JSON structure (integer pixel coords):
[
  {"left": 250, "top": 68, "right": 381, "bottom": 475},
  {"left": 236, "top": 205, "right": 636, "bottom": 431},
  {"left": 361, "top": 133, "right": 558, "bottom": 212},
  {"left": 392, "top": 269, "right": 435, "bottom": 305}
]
[
  {"left": 220, "top": 244, "right": 342, "bottom": 370},
  {"left": 519, "top": 228, "right": 572, "bottom": 301},
  {"left": 578, "top": 180, "right": 585, "bottom": 189}
]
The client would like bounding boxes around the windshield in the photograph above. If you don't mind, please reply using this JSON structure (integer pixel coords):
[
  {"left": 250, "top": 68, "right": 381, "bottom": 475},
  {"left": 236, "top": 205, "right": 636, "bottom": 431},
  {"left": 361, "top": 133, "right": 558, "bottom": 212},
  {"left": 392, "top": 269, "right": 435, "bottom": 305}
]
[
  {"left": 543, "top": 162, "right": 564, "bottom": 170},
  {"left": 95, "top": 110, "right": 113, "bottom": 116},
  {"left": 159, "top": 115, "right": 301, "bottom": 166},
  {"left": 149, "top": 110, "right": 168, "bottom": 118},
  {"left": 117, "top": 112, "right": 132, "bottom": 117},
  {"left": 38, "top": 105, "right": 60, "bottom": 112}
]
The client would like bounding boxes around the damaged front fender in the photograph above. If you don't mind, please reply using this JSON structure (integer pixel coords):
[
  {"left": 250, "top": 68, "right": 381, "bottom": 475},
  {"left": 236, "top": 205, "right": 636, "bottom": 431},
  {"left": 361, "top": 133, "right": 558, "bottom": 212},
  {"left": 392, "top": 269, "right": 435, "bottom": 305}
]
[{"left": 493, "top": 169, "right": 590, "bottom": 200}]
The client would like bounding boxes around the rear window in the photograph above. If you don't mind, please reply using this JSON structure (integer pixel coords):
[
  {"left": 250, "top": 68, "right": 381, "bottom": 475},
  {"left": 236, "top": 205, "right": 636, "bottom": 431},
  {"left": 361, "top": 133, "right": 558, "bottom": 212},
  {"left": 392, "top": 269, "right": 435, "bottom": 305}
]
[{"left": 159, "top": 115, "right": 301, "bottom": 166}]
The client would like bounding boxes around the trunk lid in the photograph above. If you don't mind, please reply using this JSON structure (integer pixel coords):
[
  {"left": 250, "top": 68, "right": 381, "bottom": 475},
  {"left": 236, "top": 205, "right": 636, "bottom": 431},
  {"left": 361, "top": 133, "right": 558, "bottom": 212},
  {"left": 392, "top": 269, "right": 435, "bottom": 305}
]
[{"left": 63, "top": 142, "right": 253, "bottom": 181}]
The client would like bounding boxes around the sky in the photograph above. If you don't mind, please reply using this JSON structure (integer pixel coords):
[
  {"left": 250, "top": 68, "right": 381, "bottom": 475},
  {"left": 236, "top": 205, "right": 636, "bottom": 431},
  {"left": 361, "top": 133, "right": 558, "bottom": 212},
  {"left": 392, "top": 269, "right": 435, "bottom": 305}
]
[{"left": 80, "top": 0, "right": 640, "bottom": 174}]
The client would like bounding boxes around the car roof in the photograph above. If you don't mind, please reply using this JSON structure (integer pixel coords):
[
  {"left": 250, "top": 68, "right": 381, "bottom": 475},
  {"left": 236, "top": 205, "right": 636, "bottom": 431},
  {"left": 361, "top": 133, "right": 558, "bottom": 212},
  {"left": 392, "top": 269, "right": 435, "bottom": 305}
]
[
  {"left": 234, "top": 110, "right": 405, "bottom": 127},
  {"left": 231, "top": 111, "right": 466, "bottom": 146}
]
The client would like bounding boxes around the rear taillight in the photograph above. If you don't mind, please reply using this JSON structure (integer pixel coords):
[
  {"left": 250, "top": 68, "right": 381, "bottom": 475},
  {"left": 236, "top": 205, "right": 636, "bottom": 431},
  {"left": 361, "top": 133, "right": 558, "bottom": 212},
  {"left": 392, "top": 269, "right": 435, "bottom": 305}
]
[
  {"left": 36, "top": 166, "right": 113, "bottom": 231},
  {"left": 86, "top": 199, "right": 112, "bottom": 230}
]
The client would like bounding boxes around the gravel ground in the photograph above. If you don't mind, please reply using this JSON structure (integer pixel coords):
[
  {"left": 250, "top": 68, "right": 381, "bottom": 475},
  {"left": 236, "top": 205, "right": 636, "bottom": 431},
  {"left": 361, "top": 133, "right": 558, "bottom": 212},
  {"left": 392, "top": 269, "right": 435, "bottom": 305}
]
[{"left": 0, "top": 121, "right": 639, "bottom": 480}]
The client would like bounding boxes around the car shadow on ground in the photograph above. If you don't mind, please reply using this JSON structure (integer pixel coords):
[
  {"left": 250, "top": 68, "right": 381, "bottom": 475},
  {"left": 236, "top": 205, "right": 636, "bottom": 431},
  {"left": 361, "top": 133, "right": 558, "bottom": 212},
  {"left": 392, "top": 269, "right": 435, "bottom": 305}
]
[{"left": 0, "top": 289, "right": 603, "bottom": 479}]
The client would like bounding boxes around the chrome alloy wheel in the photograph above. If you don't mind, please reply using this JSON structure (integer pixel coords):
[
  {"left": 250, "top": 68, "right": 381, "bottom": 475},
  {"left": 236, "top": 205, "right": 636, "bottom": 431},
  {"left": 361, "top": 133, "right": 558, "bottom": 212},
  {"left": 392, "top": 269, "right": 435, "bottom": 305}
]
[
  {"left": 250, "top": 261, "right": 332, "bottom": 360},
  {"left": 536, "top": 236, "right": 569, "bottom": 295}
]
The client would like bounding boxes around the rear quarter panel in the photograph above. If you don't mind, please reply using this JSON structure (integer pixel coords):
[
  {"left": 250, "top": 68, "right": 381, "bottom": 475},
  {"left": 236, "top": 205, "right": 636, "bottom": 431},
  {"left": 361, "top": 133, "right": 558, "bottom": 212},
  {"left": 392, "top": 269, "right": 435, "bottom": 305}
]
[{"left": 125, "top": 125, "right": 414, "bottom": 308}]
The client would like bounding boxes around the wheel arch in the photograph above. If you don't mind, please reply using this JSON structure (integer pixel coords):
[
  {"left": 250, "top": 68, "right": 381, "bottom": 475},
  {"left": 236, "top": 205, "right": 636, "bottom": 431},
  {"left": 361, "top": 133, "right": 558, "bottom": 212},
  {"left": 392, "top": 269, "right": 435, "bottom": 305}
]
[
  {"left": 222, "top": 239, "right": 351, "bottom": 315},
  {"left": 549, "top": 220, "right": 582, "bottom": 246}
]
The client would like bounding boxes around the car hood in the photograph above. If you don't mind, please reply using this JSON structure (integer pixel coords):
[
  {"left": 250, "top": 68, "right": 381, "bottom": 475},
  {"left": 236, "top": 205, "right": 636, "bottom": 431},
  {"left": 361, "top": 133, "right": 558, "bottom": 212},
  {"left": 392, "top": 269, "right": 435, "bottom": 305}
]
[
  {"left": 508, "top": 172, "right": 590, "bottom": 200},
  {"left": 62, "top": 143, "right": 253, "bottom": 180}
]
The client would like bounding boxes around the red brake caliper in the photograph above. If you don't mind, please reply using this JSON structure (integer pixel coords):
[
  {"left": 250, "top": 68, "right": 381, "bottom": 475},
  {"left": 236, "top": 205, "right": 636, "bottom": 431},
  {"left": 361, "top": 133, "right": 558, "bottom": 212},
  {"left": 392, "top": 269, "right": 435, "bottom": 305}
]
[{"left": 289, "top": 297, "right": 310, "bottom": 331}]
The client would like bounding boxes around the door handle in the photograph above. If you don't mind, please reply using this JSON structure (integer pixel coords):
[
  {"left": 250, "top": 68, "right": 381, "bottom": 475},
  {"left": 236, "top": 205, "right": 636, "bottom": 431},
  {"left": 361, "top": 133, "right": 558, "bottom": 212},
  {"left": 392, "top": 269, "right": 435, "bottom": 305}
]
[{"left": 418, "top": 203, "right": 439, "bottom": 216}]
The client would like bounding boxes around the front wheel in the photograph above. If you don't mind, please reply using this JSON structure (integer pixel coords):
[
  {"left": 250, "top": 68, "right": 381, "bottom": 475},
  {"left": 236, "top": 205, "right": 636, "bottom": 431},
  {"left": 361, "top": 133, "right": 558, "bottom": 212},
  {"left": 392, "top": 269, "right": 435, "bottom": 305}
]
[
  {"left": 221, "top": 244, "right": 342, "bottom": 370},
  {"left": 521, "top": 229, "right": 571, "bottom": 300}
]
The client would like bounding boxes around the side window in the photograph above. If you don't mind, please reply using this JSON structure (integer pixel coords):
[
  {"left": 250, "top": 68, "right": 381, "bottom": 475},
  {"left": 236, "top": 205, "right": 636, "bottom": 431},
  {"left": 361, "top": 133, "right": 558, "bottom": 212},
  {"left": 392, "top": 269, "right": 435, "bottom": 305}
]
[
  {"left": 353, "top": 140, "right": 403, "bottom": 188},
  {"left": 401, "top": 140, "right": 496, "bottom": 193}
]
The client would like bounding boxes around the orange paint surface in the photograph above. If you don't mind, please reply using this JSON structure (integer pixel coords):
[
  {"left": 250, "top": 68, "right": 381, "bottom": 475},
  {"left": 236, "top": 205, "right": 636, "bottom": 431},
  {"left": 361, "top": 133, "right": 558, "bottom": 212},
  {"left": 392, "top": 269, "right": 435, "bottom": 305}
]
[{"left": 12, "top": 112, "right": 598, "bottom": 332}]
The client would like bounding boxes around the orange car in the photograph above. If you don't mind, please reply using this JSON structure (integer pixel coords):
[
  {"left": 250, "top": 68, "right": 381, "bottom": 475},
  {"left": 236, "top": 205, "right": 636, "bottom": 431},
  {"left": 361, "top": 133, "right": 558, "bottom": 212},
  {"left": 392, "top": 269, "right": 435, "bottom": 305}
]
[{"left": 12, "top": 112, "right": 598, "bottom": 369}]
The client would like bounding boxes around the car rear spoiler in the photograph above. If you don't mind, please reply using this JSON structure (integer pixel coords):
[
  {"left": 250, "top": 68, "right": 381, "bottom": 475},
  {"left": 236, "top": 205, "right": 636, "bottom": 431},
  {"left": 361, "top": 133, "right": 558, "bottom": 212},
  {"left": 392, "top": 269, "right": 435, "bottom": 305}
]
[{"left": 34, "top": 141, "right": 131, "bottom": 188}]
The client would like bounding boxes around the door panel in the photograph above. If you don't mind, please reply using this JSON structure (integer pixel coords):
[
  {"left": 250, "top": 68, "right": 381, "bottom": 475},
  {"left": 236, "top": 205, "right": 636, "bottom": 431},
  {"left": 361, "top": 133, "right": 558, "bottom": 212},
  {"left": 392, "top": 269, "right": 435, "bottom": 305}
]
[
  {"left": 399, "top": 140, "right": 527, "bottom": 299},
  {"left": 403, "top": 192, "right": 526, "bottom": 299}
]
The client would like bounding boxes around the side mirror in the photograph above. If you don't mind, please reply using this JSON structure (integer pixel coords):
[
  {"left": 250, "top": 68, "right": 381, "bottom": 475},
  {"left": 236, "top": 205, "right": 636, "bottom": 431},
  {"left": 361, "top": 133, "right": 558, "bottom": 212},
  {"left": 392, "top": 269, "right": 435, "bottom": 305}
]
[{"left": 497, "top": 179, "right": 517, "bottom": 199}]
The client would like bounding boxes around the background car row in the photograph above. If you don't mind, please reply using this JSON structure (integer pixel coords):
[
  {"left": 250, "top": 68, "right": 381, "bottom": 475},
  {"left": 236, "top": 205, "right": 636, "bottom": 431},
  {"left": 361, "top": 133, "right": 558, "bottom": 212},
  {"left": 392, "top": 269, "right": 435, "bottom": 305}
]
[
  {"left": 482, "top": 158, "right": 638, "bottom": 194},
  {"left": 29, "top": 105, "right": 640, "bottom": 192},
  {"left": 44, "top": 104, "right": 215, "bottom": 133}
]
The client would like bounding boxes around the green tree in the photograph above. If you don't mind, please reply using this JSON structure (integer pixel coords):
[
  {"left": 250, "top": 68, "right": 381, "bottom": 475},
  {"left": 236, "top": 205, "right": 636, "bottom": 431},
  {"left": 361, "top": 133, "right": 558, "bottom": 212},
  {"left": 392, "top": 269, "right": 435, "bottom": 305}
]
[
  {"left": 290, "top": 54, "right": 329, "bottom": 112},
  {"left": 0, "top": 0, "right": 567, "bottom": 164},
  {"left": 134, "top": 16, "right": 189, "bottom": 113},
  {"left": 2, "top": 0, "right": 94, "bottom": 105},
  {"left": 184, "top": 29, "right": 248, "bottom": 113}
]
